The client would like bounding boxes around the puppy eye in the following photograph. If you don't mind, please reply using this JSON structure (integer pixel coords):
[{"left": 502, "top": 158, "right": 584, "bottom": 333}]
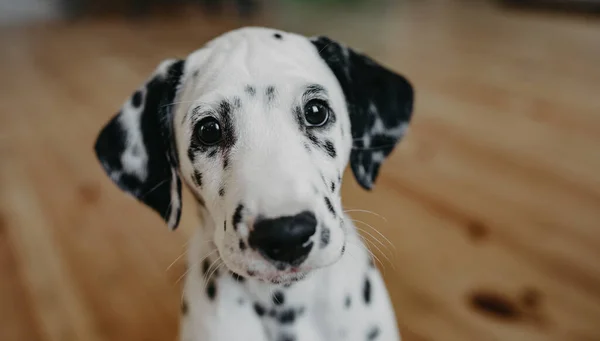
[
  {"left": 195, "top": 117, "right": 222, "bottom": 146},
  {"left": 303, "top": 100, "right": 330, "bottom": 127}
]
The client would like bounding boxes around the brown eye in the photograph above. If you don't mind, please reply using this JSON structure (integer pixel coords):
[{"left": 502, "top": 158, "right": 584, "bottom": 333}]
[
  {"left": 195, "top": 117, "right": 222, "bottom": 145},
  {"left": 304, "top": 100, "right": 330, "bottom": 127}
]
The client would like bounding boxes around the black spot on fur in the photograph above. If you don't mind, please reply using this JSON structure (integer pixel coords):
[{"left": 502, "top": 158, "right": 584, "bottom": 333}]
[
  {"left": 231, "top": 271, "right": 245, "bottom": 282},
  {"left": 331, "top": 181, "right": 335, "bottom": 192},
  {"left": 323, "top": 140, "right": 337, "bottom": 158},
  {"left": 181, "top": 299, "right": 188, "bottom": 314},
  {"left": 192, "top": 170, "right": 203, "bottom": 187},
  {"left": 245, "top": 85, "right": 256, "bottom": 96},
  {"left": 320, "top": 227, "right": 330, "bottom": 248},
  {"left": 273, "top": 291, "right": 285, "bottom": 305},
  {"left": 274, "top": 33, "right": 283, "bottom": 39},
  {"left": 345, "top": 295, "right": 352, "bottom": 308},
  {"left": 131, "top": 90, "right": 143, "bottom": 108},
  {"left": 219, "top": 186, "right": 225, "bottom": 197},
  {"left": 193, "top": 70, "right": 199, "bottom": 78},
  {"left": 278, "top": 309, "right": 296, "bottom": 324},
  {"left": 363, "top": 276, "right": 372, "bottom": 304},
  {"left": 232, "top": 204, "right": 244, "bottom": 230},
  {"left": 239, "top": 239, "right": 246, "bottom": 250},
  {"left": 367, "top": 326, "right": 380, "bottom": 340},
  {"left": 324, "top": 197, "right": 336, "bottom": 217},
  {"left": 341, "top": 244, "right": 346, "bottom": 254},
  {"left": 223, "top": 156, "right": 230, "bottom": 169},
  {"left": 223, "top": 220, "right": 226, "bottom": 231},
  {"left": 206, "top": 280, "right": 217, "bottom": 300},
  {"left": 202, "top": 259, "right": 210, "bottom": 275},
  {"left": 254, "top": 302, "right": 266, "bottom": 316},
  {"left": 208, "top": 149, "right": 217, "bottom": 158},
  {"left": 266, "top": 86, "right": 276, "bottom": 103},
  {"left": 233, "top": 96, "right": 242, "bottom": 109}
]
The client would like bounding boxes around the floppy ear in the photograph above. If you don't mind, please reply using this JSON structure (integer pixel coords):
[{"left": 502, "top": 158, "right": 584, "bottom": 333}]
[
  {"left": 310, "top": 36, "right": 414, "bottom": 190},
  {"left": 94, "top": 59, "right": 186, "bottom": 229}
]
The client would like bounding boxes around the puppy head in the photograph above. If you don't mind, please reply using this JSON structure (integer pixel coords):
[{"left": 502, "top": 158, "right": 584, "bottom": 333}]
[{"left": 94, "top": 28, "right": 413, "bottom": 284}]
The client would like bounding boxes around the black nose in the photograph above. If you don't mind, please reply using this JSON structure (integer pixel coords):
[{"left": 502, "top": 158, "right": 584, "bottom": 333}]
[{"left": 248, "top": 211, "right": 317, "bottom": 266}]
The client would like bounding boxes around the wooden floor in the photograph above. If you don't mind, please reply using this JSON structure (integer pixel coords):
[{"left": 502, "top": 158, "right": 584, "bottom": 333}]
[{"left": 1, "top": 1, "right": 600, "bottom": 341}]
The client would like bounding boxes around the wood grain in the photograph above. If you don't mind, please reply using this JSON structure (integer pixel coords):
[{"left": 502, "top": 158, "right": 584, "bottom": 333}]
[{"left": 1, "top": 1, "right": 599, "bottom": 341}]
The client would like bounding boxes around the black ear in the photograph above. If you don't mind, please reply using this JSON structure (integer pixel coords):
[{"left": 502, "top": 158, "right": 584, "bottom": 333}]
[
  {"left": 94, "top": 59, "right": 186, "bottom": 229},
  {"left": 311, "top": 36, "right": 414, "bottom": 190}
]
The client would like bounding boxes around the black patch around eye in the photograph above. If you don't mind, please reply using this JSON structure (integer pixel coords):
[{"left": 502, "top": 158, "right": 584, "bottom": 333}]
[
  {"left": 367, "top": 326, "right": 380, "bottom": 340},
  {"left": 206, "top": 280, "right": 217, "bottom": 300},
  {"left": 254, "top": 302, "right": 266, "bottom": 316},
  {"left": 239, "top": 239, "right": 246, "bottom": 250},
  {"left": 131, "top": 90, "right": 143, "bottom": 108},
  {"left": 304, "top": 84, "right": 326, "bottom": 97},
  {"left": 274, "top": 33, "right": 283, "bottom": 39},
  {"left": 208, "top": 149, "right": 217, "bottom": 158},
  {"left": 192, "top": 170, "right": 203, "bottom": 187},
  {"left": 232, "top": 204, "right": 244, "bottom": 230},
  {"left": 245, "top": 85, "right": 256, "bottom": 96},
  {"left": 323, "top": 140, "right": 336, "bottom": 158},
  {"left": 273, "top": 291, "right": 285, "bottom": 305},
  {"left": 324, "top": 197, "right": 336, "bottom": 217},
  {"left": 363, "top": 276, "right": 372, "bottom": 304},
  {"left": 219, "top": 187, "right": 225, "bottom": 197},
  {"left": 320, "top": 227, "right": 330, "bottom": 248},
  {"left": 266, "top": 86, "right": 276, "bottom": 103},
  {"left": 217, "top": 100, "right": 237, "bottom": 151}
]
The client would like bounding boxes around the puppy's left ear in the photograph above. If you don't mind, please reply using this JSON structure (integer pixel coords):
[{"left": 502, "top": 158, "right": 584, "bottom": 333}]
[
  {"left": 94, "top": 59, "right": 185, "bottom": 229},
  {"left": 311, "top": 36, "right": 414, "bottom": 190}
]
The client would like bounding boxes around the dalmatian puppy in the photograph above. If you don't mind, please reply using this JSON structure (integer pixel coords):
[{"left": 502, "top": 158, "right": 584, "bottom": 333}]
[{"left": 94, "top": 27, "right": 414, "bottom": 341}]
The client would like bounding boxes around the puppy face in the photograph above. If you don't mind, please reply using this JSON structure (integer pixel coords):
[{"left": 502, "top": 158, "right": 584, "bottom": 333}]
[{"left": 94, "top": 27, "right": 413, "bottom": 284}]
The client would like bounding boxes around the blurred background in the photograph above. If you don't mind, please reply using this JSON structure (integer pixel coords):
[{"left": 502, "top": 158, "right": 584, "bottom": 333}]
[{"left": 1, "top": 0, "right": 600, "bottom": 341}]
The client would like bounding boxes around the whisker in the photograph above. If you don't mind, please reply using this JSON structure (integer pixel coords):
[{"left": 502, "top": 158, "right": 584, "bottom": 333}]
[
  {"left": 166, "top": 250, "right": 187, "bottom": 272},
  {"left": 175, "top": 249, "right": 218, "bottom": 284},
  {"left": 352, "top": 219, "right": 396, "bottom": 252},
  {"left": 348, "top": 239, "right": 384, "bottom": 273},
  {"left": 139, "top": 179, "right": 169, "bottom": 199},
  {"left": 354, "top": 225, "right": 394, "bottom": 257},
  {"left": 356, "top": 230, "right": 396, "bottom": 271},
  {"left": 344, "top": 209, "right": 388, "bottom": 222}
]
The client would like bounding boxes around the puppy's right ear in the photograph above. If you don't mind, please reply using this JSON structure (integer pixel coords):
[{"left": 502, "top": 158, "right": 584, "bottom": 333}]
[{"left": 94, "top": 59, "right": 186, "bottom": 229}]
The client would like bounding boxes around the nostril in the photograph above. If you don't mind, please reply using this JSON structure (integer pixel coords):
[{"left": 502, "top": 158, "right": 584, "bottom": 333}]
[{"left": 249, "top": 211, "right": 317, "bottom": 265}]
